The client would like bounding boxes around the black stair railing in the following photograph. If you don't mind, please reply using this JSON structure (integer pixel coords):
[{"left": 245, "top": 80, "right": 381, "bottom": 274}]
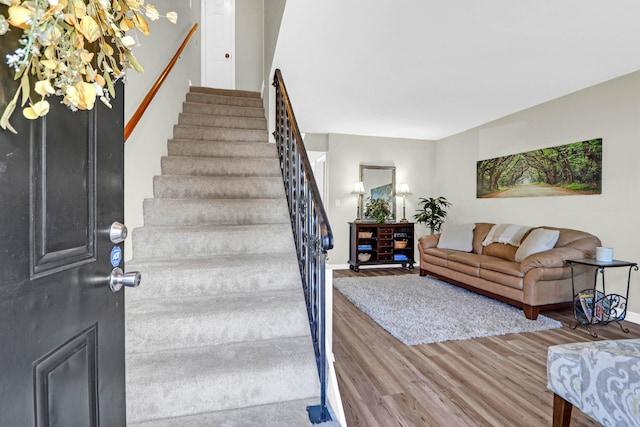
[{"left": 273, "top": 69, "right": 334, "bottom": 424}]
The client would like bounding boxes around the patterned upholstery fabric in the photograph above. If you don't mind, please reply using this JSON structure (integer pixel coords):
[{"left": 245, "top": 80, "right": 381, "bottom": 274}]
[{"left": 547, "top": 339, "right": 640, "bottom": 426}]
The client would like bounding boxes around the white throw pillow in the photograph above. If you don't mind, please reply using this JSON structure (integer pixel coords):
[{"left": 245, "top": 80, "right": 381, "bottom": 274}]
[
  {"left": 436, "top": 223, "right": 475, "bottom": 252},
  {"left": 482, "top": 224, "right": 532, "bottom": 247},
  {"left": 514, "top": 228, "right": 560, "bottom": 262}
]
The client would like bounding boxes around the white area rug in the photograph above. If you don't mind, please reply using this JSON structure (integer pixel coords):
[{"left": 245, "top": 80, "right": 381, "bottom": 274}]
[{"left": 334, "top": 275, "right": 563, "bottom": 345}]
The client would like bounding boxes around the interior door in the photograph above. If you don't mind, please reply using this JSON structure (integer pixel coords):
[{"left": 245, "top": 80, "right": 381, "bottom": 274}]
[
  {"left": 202, "top": 0, "right": 235, "bottom": 88},
  {"left": 0, "top": 34, "right": 128, "bottom": 426}
]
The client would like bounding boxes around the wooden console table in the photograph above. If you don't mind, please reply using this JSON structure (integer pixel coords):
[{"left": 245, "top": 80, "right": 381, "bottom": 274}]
[
  {"left": 567, "top": 258, "right": 638, "bottom": 337},
  {"left": 348, "top": 222, "right": 414, "bottom": 272}
]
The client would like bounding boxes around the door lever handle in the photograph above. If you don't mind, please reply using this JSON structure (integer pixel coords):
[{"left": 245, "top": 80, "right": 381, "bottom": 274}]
[{"left": 109, "top": 267, "right": 141, "bottom": 292}]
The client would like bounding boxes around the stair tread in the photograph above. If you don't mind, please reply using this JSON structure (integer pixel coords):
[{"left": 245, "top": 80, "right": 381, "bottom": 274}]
[
  {"left": 128, "top": 252, "right": 298, "bottom": 269},
  {"left": 168, "top": 138, "right": 271, "bottom": 144},
  {"left": 153, "top": 175, "right": 286, "bottom": 200},
  {"left": 126, "top": 290, "right": 310, "bottom": 353},
  {"left": 155, "top": 174, "right": 283, "bottom": 181},
  {"left": 160, "top": 156, "right": 280, "bottom": 177},
  {"left": 185, "top": 92, "right": 263, "bottom": 106},
  {"left": 131, "top": 223, "right": 295, "bottom": 259},
  {"left": 189, "top": 86, "right": 261, "bottom": 99},
  {"left": 143, "top": 198, "right": 289, "bottom": 226},
  {"left": 126, "top": 337, "right": 319, "bottom": 422},
  {"left": 127, "top": 398, "right": 318, "bottom": 427},
  {"left": 127, "top": 289, "right": 306, "bottom": 316},
  {"left": 133, "top": 222, "right": 292, "bottom": 234},
  {"left": 167, "top": 140, "right": 278, "bottom": 159},
  {"left": 182, "top": 101, "right": 265, "bottom": 116},
  {"left": 179, "top": 111, "right": 266, "bottom": 123},
  {"left": 125, "top": 254, "right": 301, "bottom": 301},
  {"left": 126, "top": 336, "right": 318, "bottom": 383},
  {"left": 174, "top": 122, "right": 267, "bottom": 132}
]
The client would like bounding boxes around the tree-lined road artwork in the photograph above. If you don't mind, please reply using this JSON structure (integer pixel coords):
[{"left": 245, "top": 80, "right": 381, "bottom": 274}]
[
  {"left": 477, "top": 139, "right": 602, "bottom": 198},
  {"left": 482, "top": 183, "right": 595, "bottom": 198}
]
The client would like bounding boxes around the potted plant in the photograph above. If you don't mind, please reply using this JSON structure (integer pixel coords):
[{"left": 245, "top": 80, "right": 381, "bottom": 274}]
[
  {"left": 414, "top": 196, "right": 451, "bottom": 234},
  {"left": 364, "top": 197, "right": 391, "bottom": 223}
]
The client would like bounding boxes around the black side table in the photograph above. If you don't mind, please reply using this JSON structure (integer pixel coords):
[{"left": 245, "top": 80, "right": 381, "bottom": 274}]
[{"left": 567, "top": 258, "right": 638, "bottom": 337}]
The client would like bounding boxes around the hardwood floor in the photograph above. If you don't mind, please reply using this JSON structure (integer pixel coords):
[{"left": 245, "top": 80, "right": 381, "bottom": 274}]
[{"left": 332, "top": 268, "right": 640, "bottom": 427}]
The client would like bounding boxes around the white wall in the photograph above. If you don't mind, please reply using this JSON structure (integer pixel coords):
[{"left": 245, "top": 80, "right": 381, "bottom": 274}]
[
  {"left": 236, "top": 0, "right": 264, "bottom": 92},
  {"left": 264, "top": 0, "right": 287, "bottom": 140},
  {"left": 322, "top": 133, "right": 438, "bottom": 264},
  {"left": 436, "top": 70, "right": 640, "bottom": 314},
  {"left": 124, "top": 1, "right": 202, "bottom": 260}
]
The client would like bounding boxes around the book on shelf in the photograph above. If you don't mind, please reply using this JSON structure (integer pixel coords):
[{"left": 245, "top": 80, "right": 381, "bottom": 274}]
[
  {"left": 358, "top": 245, "right": 372, "bottom": 251},
  {"left": 393, "top": 254, "right": 409, "bottom": 261}
]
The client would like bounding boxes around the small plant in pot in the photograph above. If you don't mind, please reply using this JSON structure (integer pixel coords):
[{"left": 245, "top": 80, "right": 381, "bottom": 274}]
[
  {"left": 364, "top": 197, "right": 391, "bottom": 223},
  {"left": 414, "top": 196, "right": 451, "bottom": 234}
]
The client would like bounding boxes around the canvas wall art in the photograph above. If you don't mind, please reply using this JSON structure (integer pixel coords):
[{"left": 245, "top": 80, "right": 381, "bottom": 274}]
[{"left": 477, "top": 138, "right": 602, "bottom": 198}]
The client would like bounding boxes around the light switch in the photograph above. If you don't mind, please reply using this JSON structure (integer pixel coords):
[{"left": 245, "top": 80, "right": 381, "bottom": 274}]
[{"left": 335, "top": 199, "right": 341, "bottom": 207}]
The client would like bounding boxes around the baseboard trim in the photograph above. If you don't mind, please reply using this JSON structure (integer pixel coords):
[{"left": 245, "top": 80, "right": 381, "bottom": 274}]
[{"left": 624, "top": 310, "right": 640, "bottom": 325}]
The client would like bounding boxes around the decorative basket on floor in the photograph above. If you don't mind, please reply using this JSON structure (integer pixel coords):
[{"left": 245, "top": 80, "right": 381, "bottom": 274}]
[
  {"left": 358, "top": 231, "right": 373, "bottom": 239},
  {"left": 394, "top": 239, "right": 408, "bottom": 249},
  {"left": 358, "top": 253, "right": 372, "bottom": 262}
]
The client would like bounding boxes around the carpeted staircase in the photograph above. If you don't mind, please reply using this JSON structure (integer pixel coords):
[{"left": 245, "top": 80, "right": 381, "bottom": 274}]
[{"left": 125, "top": 87, "right": 322, "bottom": 426}]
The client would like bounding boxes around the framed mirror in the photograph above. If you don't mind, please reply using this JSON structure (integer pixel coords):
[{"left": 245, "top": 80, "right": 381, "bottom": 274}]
[{"left": 359, "top": 165, "right": 396, "bottom": 221}]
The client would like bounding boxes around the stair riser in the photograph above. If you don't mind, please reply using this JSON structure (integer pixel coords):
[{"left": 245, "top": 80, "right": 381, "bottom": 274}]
[
  {"left": 161, "top": 156, "right": 280, "bottom": 178},
  {"left": 186, "top": 92, "right": 263, "bottom": 108},
  {"left": 178, "top": 113, "right": 266, "bottom": 130},
  {"left": 182, "top": 102, "right": 265, "bottom": 118},
  {"left": 126, "top": 259, "right": 301, "bottom": 301},
  {"left": 153, "top": 176, "right": 285, "bottom": 199},
  {"left": 189, "top": 86, "right": 261, "bottom": 99},
  {"left": 132, "top": 226, "right": 295, "bottom": 259},
  {"left": 168, "top": 140, "right": 278, "bottom": 158},
  {"left": 143, "top": 199, "right": 289, "bottom": 226},
  {"left": 126, "top": 298, "right": 309, "bottom": 353},
  {"left": 126, "top": 339, "right": 320, "bottom": 423}
]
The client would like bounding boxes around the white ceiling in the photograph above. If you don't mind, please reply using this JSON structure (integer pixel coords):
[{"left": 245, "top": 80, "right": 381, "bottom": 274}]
[{"left": 272, "top": 0, "right": 640, "bottom": 140}]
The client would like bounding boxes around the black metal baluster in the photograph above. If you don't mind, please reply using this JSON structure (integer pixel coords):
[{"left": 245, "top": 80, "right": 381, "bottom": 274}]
[{"left": 272, "top": 70, "right": 333, "bottom": 423}]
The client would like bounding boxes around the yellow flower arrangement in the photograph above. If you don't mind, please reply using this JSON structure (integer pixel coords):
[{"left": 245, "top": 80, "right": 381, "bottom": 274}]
[{"left": 0, "top": 0, "right": 177, "bottom": 133}]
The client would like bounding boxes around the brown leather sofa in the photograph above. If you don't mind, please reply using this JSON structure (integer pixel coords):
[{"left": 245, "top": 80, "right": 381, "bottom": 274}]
[{"left": 417, "top": 223, "right": 601, "bottom": 319}]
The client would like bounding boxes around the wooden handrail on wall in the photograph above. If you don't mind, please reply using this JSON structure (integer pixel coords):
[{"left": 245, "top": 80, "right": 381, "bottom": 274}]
[{"left": 124, "top": 23, "right": 199, "bottom": 142}]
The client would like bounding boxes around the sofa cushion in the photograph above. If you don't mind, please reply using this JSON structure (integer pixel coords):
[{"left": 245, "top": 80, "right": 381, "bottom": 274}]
[
  {"left": 422, "top": 248, "right": 457, "bottom": 267},
  {"left": 437, "top": 223, "right": 475, "bottom": 252},
  {"left": 515, "top": 228, "right": 560, "bottom": 262},
  {"left": 519, "top": 246, "right": 588, "bottom": 272},
  {"left": 482, "top": 224, "right": 532, "bottom": 247},
  {"left": 448, "top": 252, "right": 496, "bottom": 268},
  {"left": 481, "top": 259, "right": 524, "bottom": 277},
  {"left": 479, "top": 269, "right": 524, "bottom": 290},
  {"left": 482, "top": 243, "right": 518, "bottom": 262},
  {"left": 447, "top": 253, "right": 495, "bottom": 277},
  {"left": 472, "top": 223, "right": 495, "bottom": 254}
]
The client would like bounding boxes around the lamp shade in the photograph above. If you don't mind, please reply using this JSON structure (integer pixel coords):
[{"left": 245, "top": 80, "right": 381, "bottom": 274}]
[
  {"left": 397, "top": 183, "right": 412, "bottom": 196},
  {"left": 351, "top": 181, "right": 365, "bottom": 194}
]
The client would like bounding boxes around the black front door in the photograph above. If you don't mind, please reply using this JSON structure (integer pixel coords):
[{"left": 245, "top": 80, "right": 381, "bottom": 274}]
[{"left": 0, "top": 36, "right": 127, "bottom": 425}]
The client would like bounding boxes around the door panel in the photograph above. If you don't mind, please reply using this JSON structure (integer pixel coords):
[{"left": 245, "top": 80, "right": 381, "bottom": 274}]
[
  {"left": 32, "top": 108, "right": 96, "bottom": 277},
  {"left": 0, "top": 31, "right": 126, "bottom": 426},
  {"left": 34, "top": 325, "right": 98, "bottom": 427},
  {"left": 203, "top": 0, "right": 235, "bottom": 88}
]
